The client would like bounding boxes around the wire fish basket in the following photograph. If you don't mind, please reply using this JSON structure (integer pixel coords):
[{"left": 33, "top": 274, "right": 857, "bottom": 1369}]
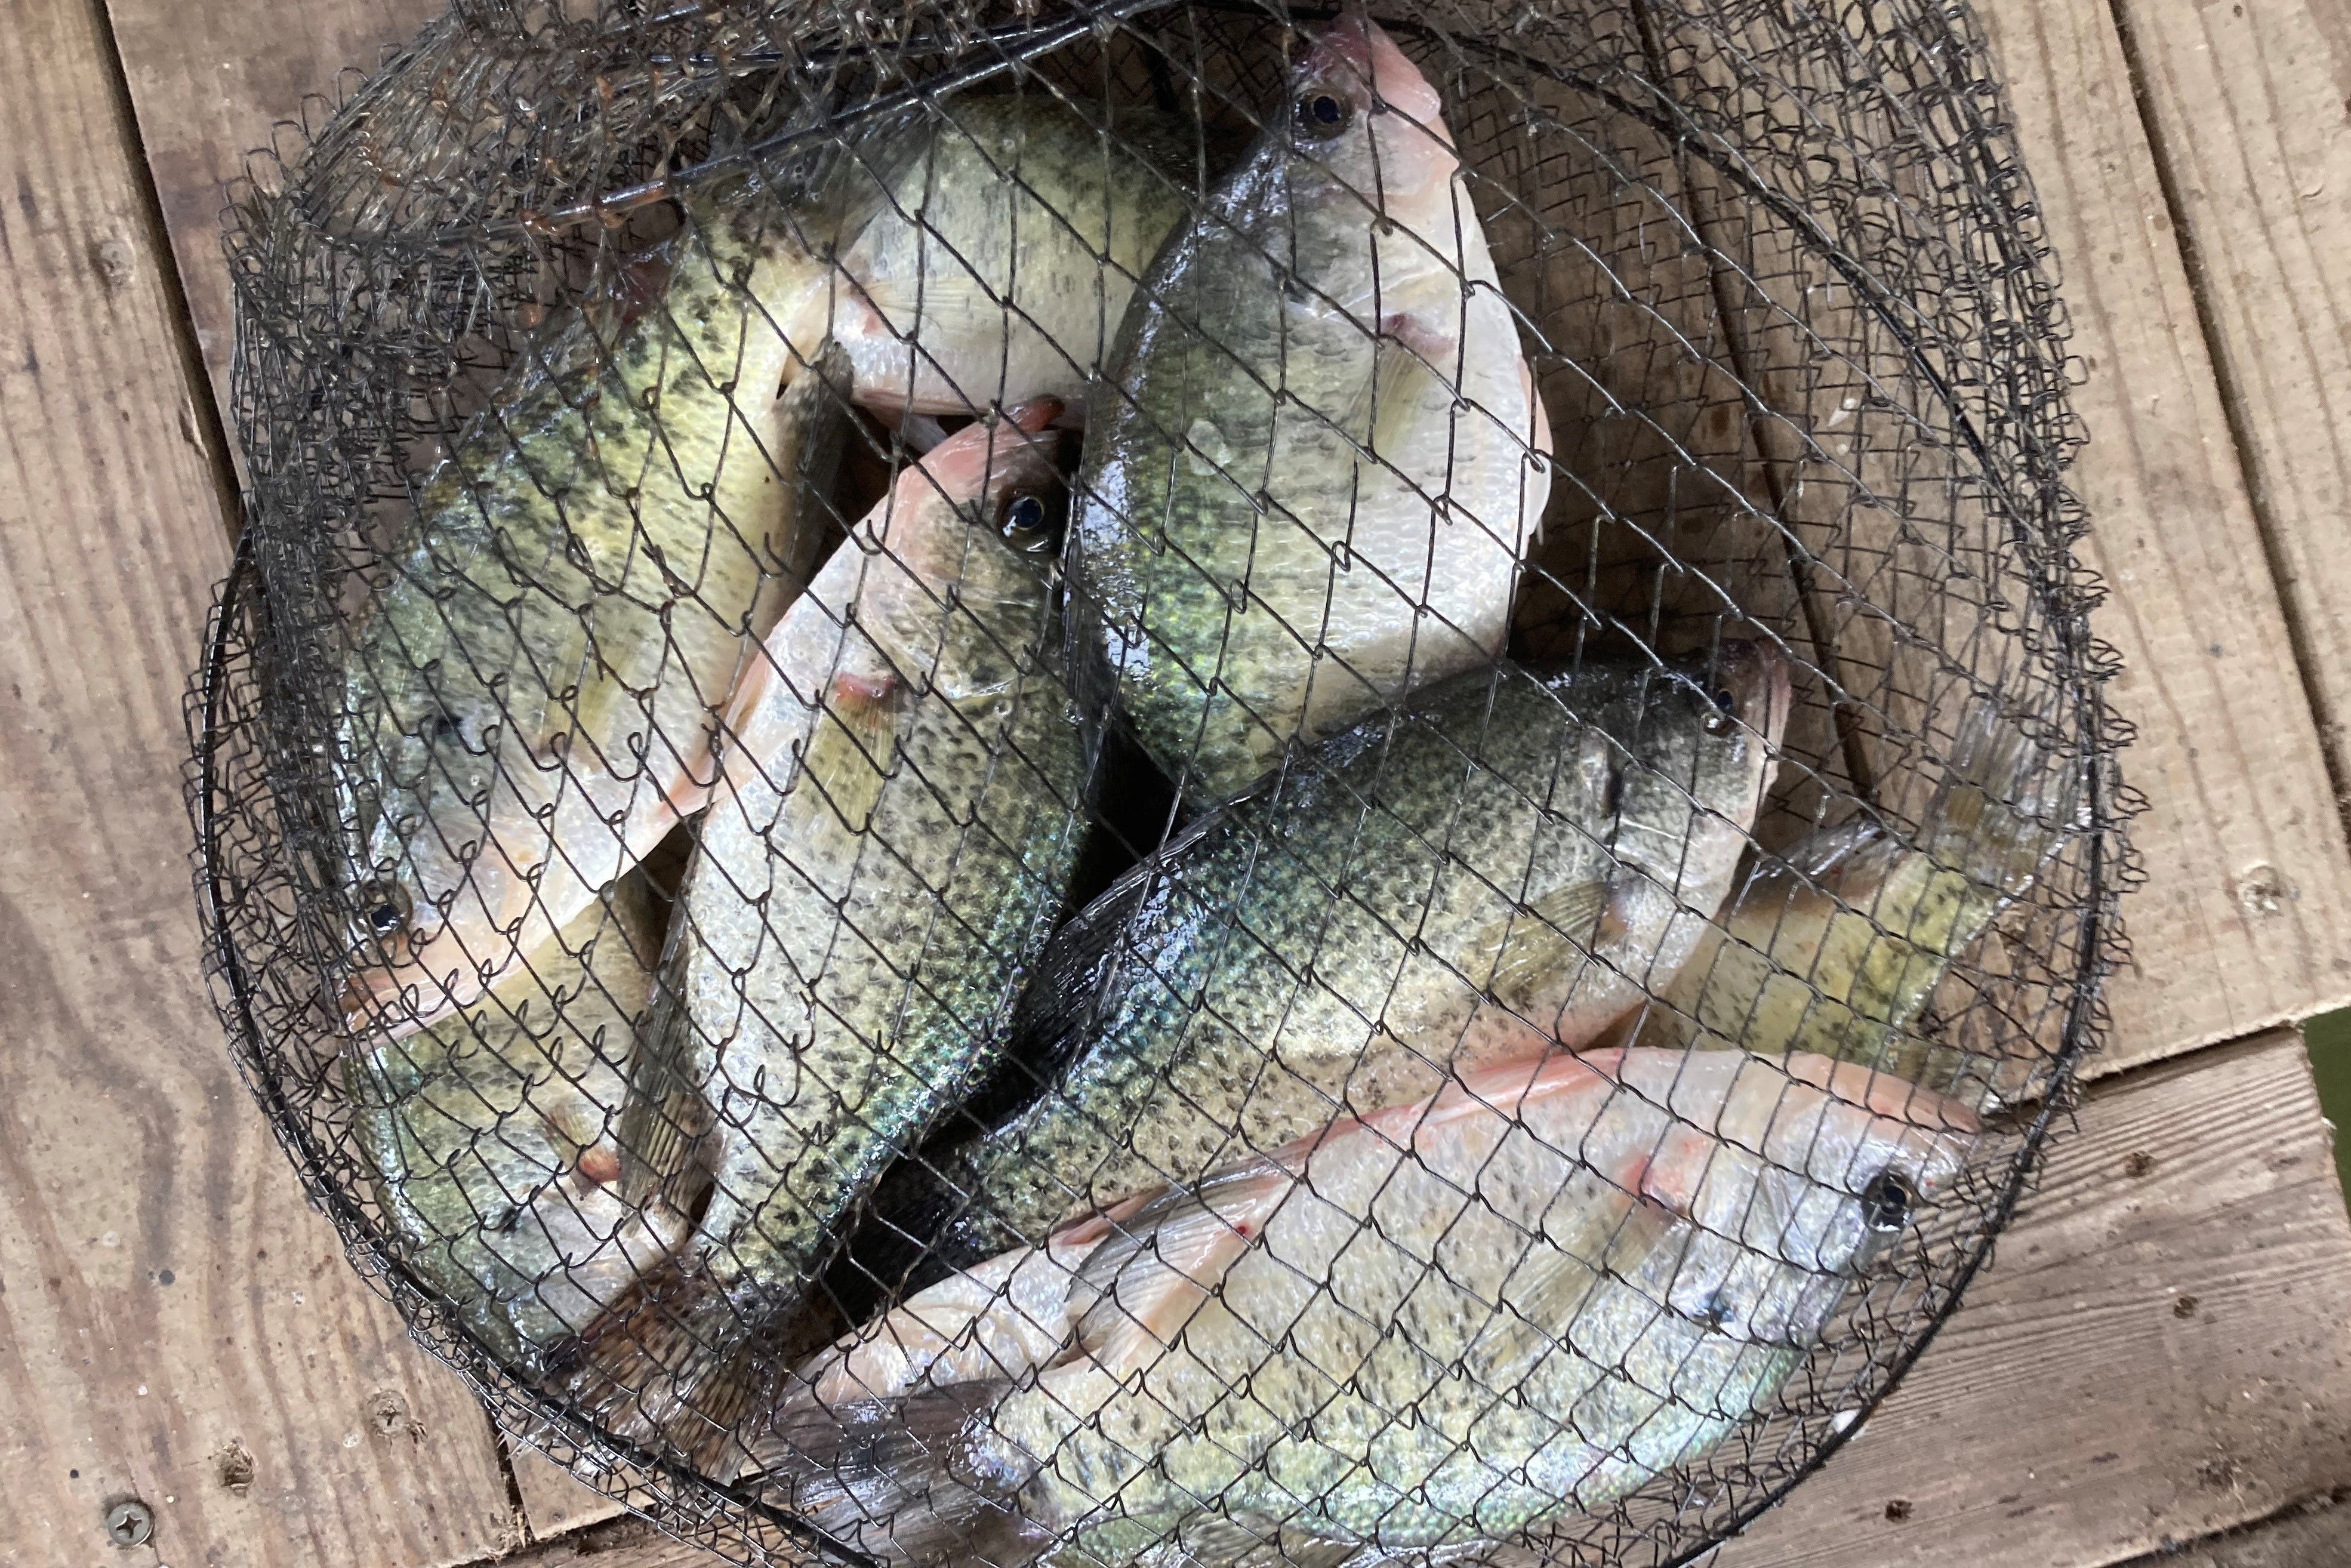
[{"left": 189, "top": 0, "right": 2138, "bottom": 1563}]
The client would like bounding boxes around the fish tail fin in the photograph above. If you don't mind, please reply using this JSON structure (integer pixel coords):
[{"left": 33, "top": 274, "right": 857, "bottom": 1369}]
[
  {"left": 751, "top": 1384, "right": 1041, "bottom": 1568},
  {"left": 546, "top": 1259, "right": 784, "bottom": 1476}
]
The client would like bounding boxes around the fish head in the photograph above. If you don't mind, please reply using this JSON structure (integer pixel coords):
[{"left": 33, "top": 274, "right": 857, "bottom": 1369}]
[
  {"left": 854, "top": 401, "right": 1070, "bottom": 701},
  {"left": 1285, "top": 11, "right": 1459, "bottom": 220},
  {"left": 1591, "top": 640, "right": 1791, "bottom": 904},
  {"left": 1605, "top": 1049, "right": 1979, "bottom": 1347},
  {"left": 337, "top": 682, "right": 555, "bottom": 1033}
]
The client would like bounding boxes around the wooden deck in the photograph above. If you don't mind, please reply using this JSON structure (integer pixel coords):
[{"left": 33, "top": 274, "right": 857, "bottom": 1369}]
[{"left": 2, "top": 0, "right": 2349, "bottom": 1563}]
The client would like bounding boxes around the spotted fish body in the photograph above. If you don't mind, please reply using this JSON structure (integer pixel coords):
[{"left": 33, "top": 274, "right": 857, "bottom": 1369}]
[
  {"left": 1632, "top": 701, "right": 2076, "bottom": 1095},
  {"left": 1070, "top": 14, "right": 1550, "bottom": 804},
  {"left": 340, "top": 100, "right": 1197, "bottom": 1033},
  {"left": 345, "top": 873, "right": 699, "bottom": 1372},
  {"left": 567, "top": 407, "right": 1091, "bottom": 1455},
  {"left": 857, "top": 643, "right": 1787, "bottom": 1286},
  {"left": 766, "top": 1048, "right": 1979, "bottom": 1567}
]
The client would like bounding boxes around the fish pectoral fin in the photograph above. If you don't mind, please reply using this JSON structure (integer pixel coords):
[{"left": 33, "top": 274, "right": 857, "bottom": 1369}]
[
  {"left": 1475, "top": 879, "right": 1617, "bottom": 1013},
  {"left": 1071, "top": 1158, "right": 1293, "bottom": 1375},
  {"left": 750, "top": 1382, "right": 1025, "bottom": 1562},
  {"left": 796, "top": 666, "right": 903, "bottom": 833},
  {"left": 1344, "top": 324, "right": 1450, "bottom": 462}
]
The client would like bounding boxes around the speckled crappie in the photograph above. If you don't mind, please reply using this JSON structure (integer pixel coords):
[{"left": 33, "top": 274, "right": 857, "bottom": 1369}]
[
  {"left": 340, "top": 100, "right": 1195, "bottom": 1033},
  {"left": 562, "top": 405, "right": 1092, "bottom": 1456},
  {"left": 1631, "top": 701, "right": 2077, "bottom": 1095},
  {"left": 855, "top": 643, "right": 1788, "bottom": 1288},
  {"left": 345, "top": 872, "right": 704, "bottom": 1372},
  {"left": 763, "top": 1047, "right": 1979, "bottom": 1566},
  {"left": 1069, "top": 13, "right": 1550, "bottom": 804}
]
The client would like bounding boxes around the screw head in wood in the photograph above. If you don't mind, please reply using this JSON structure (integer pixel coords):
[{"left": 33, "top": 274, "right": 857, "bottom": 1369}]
[{"left": 103, "top": 1498, "right": 153, "bottom": 1547}]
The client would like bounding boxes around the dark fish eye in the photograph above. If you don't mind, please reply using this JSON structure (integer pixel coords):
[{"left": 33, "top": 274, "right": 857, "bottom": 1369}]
[
  {"left": 1702, "top": 686, "right": 1739, "bottom": 735},
  {"left": 1860, "top": 1171, "right": 1914, "bottom": 1234},
  {"left": 357, "top": 881, "right": 411, "bottom": 938},
  {"left": 1294, "top": 86, "right": 1354, "bottom": 139},
  {"left": 1000, "top": 492, "right": 1060, "bottom": 555}
]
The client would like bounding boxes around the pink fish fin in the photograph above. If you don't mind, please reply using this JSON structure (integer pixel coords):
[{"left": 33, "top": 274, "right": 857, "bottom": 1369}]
[
  {"left": 1071, "top": 1158, "right": 1295, "bottom": 1377},
  {"left": 1347, "top": 312, "right": 1453, "bottom": 461}
]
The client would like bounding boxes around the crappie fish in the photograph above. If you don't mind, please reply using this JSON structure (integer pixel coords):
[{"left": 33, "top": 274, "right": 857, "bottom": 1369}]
[
  {"left": 341, "top": 99, "right": 1196, "bottom": 1032},
  {"left": 764, "top": 1048, "right": 1979, "bottom": 1566},
  {"left": 851, "top": 643, "right": 1789, "bottom": 1291},
  {"left": 345, "top": 872, "right": 703, "bottom": 1372},
  {"left": 1632, "top": 701, "right": 2076, "bottom": 1093},
  {"left": 1070, "top": 12, "right": 1551, "bottom": 804},
  {"left": 563, "top": 405, "right": 1092, "bottom": 1454}
]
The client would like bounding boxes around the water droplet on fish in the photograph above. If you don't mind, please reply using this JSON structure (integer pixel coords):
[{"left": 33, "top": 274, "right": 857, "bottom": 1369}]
[{"left": 1184, "top": 418, "right": 1235, "bottom": 478}]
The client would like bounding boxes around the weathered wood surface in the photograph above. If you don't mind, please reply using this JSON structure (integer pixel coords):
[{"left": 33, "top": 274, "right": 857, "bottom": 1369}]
[
  {"left": 512, "top": 1446, "right": 627, "bottom": 1539},
  {"left": 1717, "top": 1031, "right": 2351, "bottom": 1568},
  {"left": 2129, "top": 1498, "right": 2351, "bottom": 1568},
  {"left": 0, "top": 2, "right": 521, "bottom": 1566},
  {"left": 2107, "top": 0, "right": 2351, "bottom": 853},
  {"left": 99, "top": 0, "right": 442, "bottom": 412},
  {"left": 1974, "top": 0, "right": 2351, "bottom": 1071}
]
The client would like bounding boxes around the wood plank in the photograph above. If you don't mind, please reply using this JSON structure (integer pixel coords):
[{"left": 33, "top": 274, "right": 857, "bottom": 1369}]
[
  {"left": 1974, "top": 0, "right": 2351, "bottom": 1070},
  {"left": 99, "top": 0, "right": 441, "bottom": 406},
  {"left": 2133, "top": 1497, "right": 2351, "bottom": 1568},
  {"left": 2106, "top": 0, "right": 2351, "bottom": 860},
  {"left": 512, "top": 1447, "right": 627, "bottom": 1539},
  {"left": 0, "top": 2, "right": 519, "bottom": 1565},
  {"left": 1715, "top": 1031, "right": 2351, "bottom": 1568}
]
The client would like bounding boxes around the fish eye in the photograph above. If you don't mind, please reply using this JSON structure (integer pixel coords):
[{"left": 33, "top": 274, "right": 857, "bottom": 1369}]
[
  {"left": 1000, "top": 491, "right": 1061, "bottom": 556},
  {"left": 1860, "top": 1171, "right": 1914, "bottom": 1234},
  {"left": 1702, "top": 686, "right": 1739, "bottom": 735},
  {"left": 356, "top": 880, "right": 411, "bottom": 938},
  {"left": 1293, "top": 85, "right": 1354, "bottom": 140}
]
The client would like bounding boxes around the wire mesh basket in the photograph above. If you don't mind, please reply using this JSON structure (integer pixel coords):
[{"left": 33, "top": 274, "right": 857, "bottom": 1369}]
[{"left": 189, "top": 0, "right": 2136, "bottom": 1562}]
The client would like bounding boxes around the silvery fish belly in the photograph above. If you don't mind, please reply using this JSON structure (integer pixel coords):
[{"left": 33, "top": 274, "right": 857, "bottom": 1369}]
[
  {"left": 345, "top": 874, "right": 700, "bottom": 1372},
  {"left": 1070, "top": 14, "right": 1550, "bottom": 804},
  {"left": 860, "top": 642, "right": 1787, "bottom": 1282},
  {"left": 575, "top": 406, "right": 1090, "bottom": 1449},
  {"left": 819, "top": 98, "right": 1198, "bottom": 417},
  {"left": 337, "top": 208, "right": 852, "bottom": 1036},
  {"left": 1634, "top": 699, "right": 2079, "bottom": 1097},
  {"left": 762, "top": 1048, "right": 1980, "bottom": 1567}
]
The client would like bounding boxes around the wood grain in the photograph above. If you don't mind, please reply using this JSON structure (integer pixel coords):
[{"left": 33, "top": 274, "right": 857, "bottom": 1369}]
[
  {"left": 99, "top": 0, "right": 441, "bottom": 405},
  {"left": 1976, "top": 0, "right": 2351, "bottom": 1070},
  {"left": 512, "top": 1446, "right": 627, "bottom": 1539},
  {"left": 0, "top": 2, "right": 519, "bottom": 1565},
  {"left": 2130, "top": 1497, "right": 2351, "bottom": 1568},
  {"left": 2104, "top": 0, "right": 2351, "bottom": 856},
  {"left": 1716, "top": 1031, "right": 2351, "bottom": 1568}
]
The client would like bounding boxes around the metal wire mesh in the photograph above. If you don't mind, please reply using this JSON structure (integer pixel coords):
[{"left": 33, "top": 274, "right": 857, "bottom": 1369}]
[{"left": 187, "top": 0, "right": 2138, "bottom": 1562}]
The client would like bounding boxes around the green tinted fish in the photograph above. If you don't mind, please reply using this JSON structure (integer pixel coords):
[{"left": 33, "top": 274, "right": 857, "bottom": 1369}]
[
  {"left": 765, "top": 1048, "right": 1978, "bottom": 1567},
  {"left": 560, "top": 405, "right": 1091, "bottom": 1459},
  {"left": 345, "top": 873, "right": 703, "bottom": 1373},
  {"left": 1069, "top": 14, "right": 1550, "bottom": 803},
  {"left": 341, "top": 100, "right": 1195, "bottom": 1033},
  {"left": 851, "top": 643, "right": 1788, "bottom": 1290},
  {"left": 1631, "top": 701, "right": 2075, "bottom": 1094}
]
